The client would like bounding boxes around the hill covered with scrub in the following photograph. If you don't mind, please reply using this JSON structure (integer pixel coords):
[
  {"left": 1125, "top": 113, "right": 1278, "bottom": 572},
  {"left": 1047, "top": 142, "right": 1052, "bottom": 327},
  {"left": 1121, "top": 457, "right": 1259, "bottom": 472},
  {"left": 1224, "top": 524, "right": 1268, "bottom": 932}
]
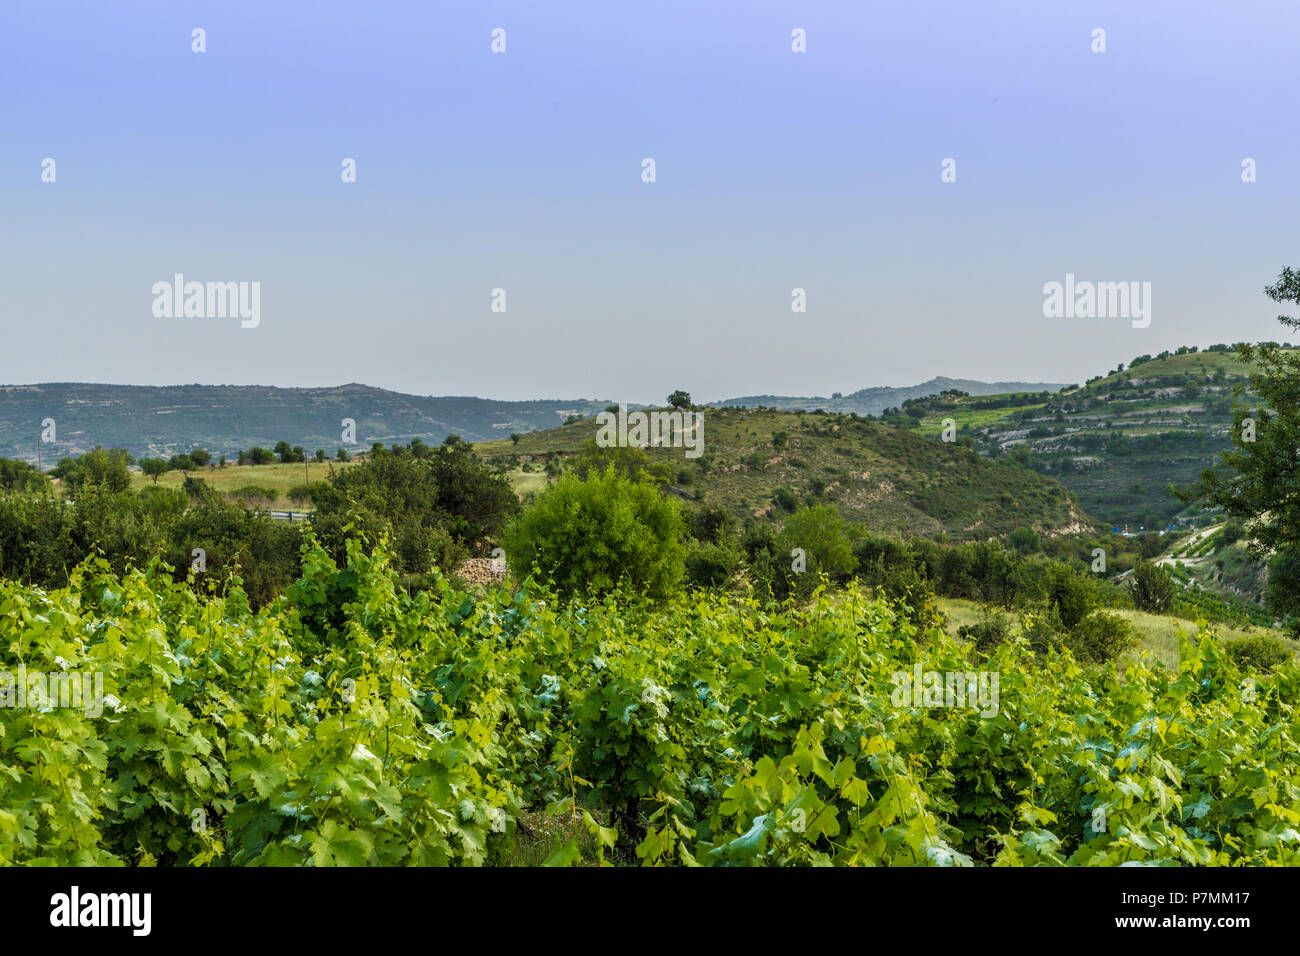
[{"left": 476, "top": 406, "right": 1094, "bottom": 541}]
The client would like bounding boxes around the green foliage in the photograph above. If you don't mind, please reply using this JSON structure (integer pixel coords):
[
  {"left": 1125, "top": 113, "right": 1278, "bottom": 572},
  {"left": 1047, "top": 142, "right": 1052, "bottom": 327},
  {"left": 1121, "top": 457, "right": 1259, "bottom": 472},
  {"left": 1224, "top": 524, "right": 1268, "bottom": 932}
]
[
  {"left": 231, "top": 485, "right": 278, "bottom": 503},
  {"left": 775, "top": 505, "right": 859, "bottom": 599},
  {"left": 1130, "top": 561, "right": 1176, "bottom": 614},
  {"left": 1223, "top": 633, "right": 1293, "bottom": 672},
  {"left": 958, "top": 612, "right": 1012, "bottom": 655},
  {"left": 3, "top": 539, "right": 1300, "bottom": 867},
  {"left": 569, "top": 441, "right": 672, "bottom": 485},
  {"left": 683, "top": 540, "right": 742, "bottom": 589},
  {"left": 311, "top": 442, "right": 518, "bottom": 578},
  {"left": 1009, "top": 526, "right": 1040, "bottom": 554},
  {"left": 0, "top": 458, "right": 48, "bottom": 493},
  {"left": 140, "top": 458, "right": 170, "bottom": 483},
  {"left": 52, "top": 447, "right": 133, "bottom": 495},
  {"left": 1066, "top": 611, "right": 1139, "bottom": 664},
  {"left": 1045, "top": 563, "right": 1096, "bottom": 630},
  {"left": 503, "top": 468, "right": 684, "bottom": 601}
]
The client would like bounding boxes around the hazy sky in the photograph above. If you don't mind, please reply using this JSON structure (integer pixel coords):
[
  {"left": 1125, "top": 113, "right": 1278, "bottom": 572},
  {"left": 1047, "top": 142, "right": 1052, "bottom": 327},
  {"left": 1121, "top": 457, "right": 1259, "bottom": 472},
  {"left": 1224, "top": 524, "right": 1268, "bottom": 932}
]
[{"left": 4, "top": 1, "right": 1298, "bottom": 403}]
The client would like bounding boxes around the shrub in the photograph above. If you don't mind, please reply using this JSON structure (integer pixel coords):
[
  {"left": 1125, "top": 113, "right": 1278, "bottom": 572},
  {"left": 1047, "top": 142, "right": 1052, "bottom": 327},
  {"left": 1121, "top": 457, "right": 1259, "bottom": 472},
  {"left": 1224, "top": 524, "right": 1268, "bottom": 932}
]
[
  {"left": 502, "top": 467, "right": 684, "bottom": 600},
  {"left": 683, "top": 540, "right": 742, "bottom": 589},
  {"left": 1067, "top": 611, "right": 1138, "bottom": 664},
  {"left": 311, "top": 443, "right": 518, "bottom": 578},
  {"left": 286, "top": 483, "right": 313, "bottom": 506},
  {"left": 1046, "top": 563, "right": 1096, "bottom": 630},
  {"left": 1009, "top": 527, "right": 1040, "bottom": 554},
  {"left": 776, "top": 505, "right": 859, "bottom": 599},
  {"left": 958, "top": 612, "right": 1012, "bottom": 655},
  {"left": 1223, "top": 633, "right": 1292, "bottom": 672},
  {"left": 231, "top": 485, "right": 279, "bottom": 504},
  {"left": 1130, "top": 561, "right": 1176, "bottom": 613}
]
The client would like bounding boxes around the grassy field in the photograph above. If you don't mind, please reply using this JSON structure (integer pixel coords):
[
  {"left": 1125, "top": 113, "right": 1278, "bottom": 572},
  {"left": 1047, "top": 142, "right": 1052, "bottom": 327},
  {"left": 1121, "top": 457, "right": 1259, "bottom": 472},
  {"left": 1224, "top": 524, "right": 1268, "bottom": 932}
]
[
  {"left": 128, "top": 461, "right": 359, "bottom": 499},
  {"left": 915, "top": 403, "right": 1047, "bottom": 436},
  {"left": 936, "top": 596, "right": 1292, "bottom": 670}
]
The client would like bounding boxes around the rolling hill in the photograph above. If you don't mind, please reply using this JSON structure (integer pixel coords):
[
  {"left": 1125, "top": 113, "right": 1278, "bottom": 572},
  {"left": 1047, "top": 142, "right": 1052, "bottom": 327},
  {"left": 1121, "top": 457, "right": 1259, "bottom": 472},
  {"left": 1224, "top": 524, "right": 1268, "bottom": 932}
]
[
  {"left": 0, "top": 374, "right": 1071, "bottom": 467},
  {"left": 0, "top": 383, "right": 614, "bottom": 462},
  {"left": 476, "top": 406, "right": 1095, "bottom": 541},
  {"left": 719, "top": 376, "right": 1067, "bottom": 417},
  {"left": 904, "top": 346, "right": 1295, "bottom": 530}
]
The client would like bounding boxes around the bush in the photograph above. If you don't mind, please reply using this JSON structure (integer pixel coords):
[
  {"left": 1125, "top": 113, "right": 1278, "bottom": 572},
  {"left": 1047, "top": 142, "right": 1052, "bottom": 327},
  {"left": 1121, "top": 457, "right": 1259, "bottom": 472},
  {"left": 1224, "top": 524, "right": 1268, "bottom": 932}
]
[
  {"left": 1047, "top": 564, "right": 1096, "bottom": 630},
  {"left": 1223, "top": 633, "right": 1292, "bottom": 672},
  {"left": 1009, "top": 527, "right": 1040, "bottom": 554},
  {"left": 502, "top": 467, "right": 684, "bottom": 600},
  {"left": 686, "top": 506, "right": 734, "bottom": 545},
  {"left": 231, "top": 485, "right": 279, "bottom": 504},
  {"left": 683, "top": 540, "right": 742, "bottom": 589},
  {"left": 1022, "top": 603, "right": 1066, "bottom": 656},
  {"left": 1130, "top": 561, "right": 1176, "bottom": 613},
  {"left": 958, "top": 612, "right": 1012, "bottom": 655},
  {"left": 1067, "top": 611, "right": 1138, "bottom": 664},
  {"left": 52, "top": 447, "right": 133, "bottom": 495},
  {"left": 775, "top": 504, "right": 859, "bottom": 600},
  {"left": 311, "top": 443, "right": 519, "bottom": 578},
  {"left": 0, "top": 458, "right": 49, "bottom": 492}
]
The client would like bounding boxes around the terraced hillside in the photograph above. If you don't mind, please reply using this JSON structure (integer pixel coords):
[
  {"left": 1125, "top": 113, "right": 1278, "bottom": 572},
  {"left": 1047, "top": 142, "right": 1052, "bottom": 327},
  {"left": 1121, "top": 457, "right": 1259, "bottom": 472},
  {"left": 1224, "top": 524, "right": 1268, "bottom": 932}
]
[
  {"left": 476, "top": 406, "right": 1094, "bottom": 541},
  {"left": 909, "top": 346, "right": 1296, "bottom": 529}
]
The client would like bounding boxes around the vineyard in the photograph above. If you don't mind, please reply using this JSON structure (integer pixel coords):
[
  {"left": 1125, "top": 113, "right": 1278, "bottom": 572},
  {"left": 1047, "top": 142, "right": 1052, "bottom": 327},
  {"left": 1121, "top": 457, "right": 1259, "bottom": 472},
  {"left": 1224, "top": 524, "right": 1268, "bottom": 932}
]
[{"left": 2, "top": 537, "right": 1298, "bottom": 867}]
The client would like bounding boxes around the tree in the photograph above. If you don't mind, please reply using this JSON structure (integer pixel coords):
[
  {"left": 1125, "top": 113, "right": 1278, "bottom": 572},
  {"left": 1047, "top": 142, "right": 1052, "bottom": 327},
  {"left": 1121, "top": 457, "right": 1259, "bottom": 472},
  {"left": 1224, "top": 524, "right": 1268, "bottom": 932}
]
[
  {"left": 0, "top": 458, "right": 49, "bottom": 493},
  {"left": 510, "top": 433, "right": 522, "bottom": 446},
  {"left": 189, "top": 449, "right": 212, "bottom": 467},
  {"left": 1046, "top": 563, "right": 1096, "bottom": 629},
  {"left": 249, "top": 447, "right": 275, "bottom": 465},
  {"left": 315, "top": 449, "right": 326, "bottom": 463},
  {"left": 775, "top": 504, "right": 859, "bottom": 598},
  {"left": 1129, "top": 561, "right": 1176, "bottom": 614},
  {"left": 140, "top": 458, "right": 170, "bottom": 483},
  {"left": 503, "top": 467, "right": 684, "bottom": 600},
  {"left": 311, "top": 441, "right": 520, "bottom": 578},
  {"left": 168, "top": 453, "right": 195, "bottom": 473},
  {"left": 1186, "top": 267, "right": 1300, "bottom": 623},
  {"left": 337, "top": 448, "right": 350, "bottom": 462},
  {"left": 569, "top": 440, "right": 672, "bottom": 484},
  {"left": 667, "top": 390, "right": 692, "bottom": 408},
  {"left": 1009, "top": 526, "right": 1040, "bottom": 555},
  {"left": 51, "top": 447, "right": 133, "bottom": 495}
]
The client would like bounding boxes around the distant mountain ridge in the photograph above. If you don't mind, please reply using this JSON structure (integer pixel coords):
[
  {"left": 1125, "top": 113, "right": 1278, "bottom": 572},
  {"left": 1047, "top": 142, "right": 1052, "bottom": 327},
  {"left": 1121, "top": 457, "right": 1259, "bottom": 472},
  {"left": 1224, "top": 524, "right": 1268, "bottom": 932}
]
[
  {"left": 0, "top": 383, "right": 613, "bottom": 462},
  {"left": 0, "top": 375, "right": 1065, "bottom": 463},
  {"left": 719, "top": 376, "right": 1068, "bottom": 417}
]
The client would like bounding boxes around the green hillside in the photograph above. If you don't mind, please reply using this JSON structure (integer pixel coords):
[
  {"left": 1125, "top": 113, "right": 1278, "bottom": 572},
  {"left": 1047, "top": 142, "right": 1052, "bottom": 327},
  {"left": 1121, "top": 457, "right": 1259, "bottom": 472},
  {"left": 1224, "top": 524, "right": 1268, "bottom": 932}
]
[
  {"left": 0, "top": 382, "right": 614, "bottom": 461},
  {"left": 905, "top": 345, "right": 1297, "bottom": 530},
  {"left": 477, "top": 406, "right": 1093, "bottom": 541},
  {"left": 721, "top": 375, "right": 1065, "bottom": 417}
]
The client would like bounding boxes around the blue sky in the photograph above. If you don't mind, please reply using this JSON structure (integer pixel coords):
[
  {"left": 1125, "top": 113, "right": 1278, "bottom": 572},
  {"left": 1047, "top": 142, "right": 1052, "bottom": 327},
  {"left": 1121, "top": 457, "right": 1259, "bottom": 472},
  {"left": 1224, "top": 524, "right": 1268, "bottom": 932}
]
[{"left": 3, "top": 1, "right": 1298, "bottom": 401}]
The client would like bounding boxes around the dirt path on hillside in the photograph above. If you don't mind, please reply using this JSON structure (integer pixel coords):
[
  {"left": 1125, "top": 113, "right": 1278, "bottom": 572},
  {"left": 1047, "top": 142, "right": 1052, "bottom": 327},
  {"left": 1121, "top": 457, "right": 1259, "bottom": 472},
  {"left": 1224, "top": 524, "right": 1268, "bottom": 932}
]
[{"left": 1156, "top": 523, "right": 1222, "bottom": 569}]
